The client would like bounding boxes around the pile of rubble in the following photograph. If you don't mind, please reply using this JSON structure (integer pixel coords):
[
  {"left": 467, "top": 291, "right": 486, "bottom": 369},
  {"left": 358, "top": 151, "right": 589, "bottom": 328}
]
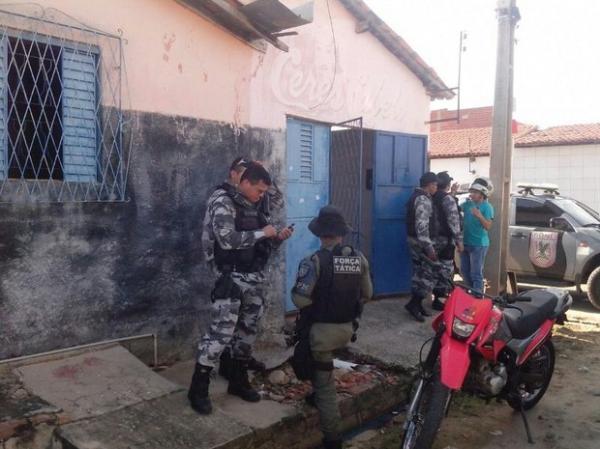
[{"left": 253, "top": 360, "right": 403, "bottom": 404}]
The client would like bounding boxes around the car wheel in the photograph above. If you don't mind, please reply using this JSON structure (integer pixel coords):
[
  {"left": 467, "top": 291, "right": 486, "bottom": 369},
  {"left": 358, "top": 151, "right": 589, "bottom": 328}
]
[{"left": 587, "top": 266, "right": 600, "bottom": 310}]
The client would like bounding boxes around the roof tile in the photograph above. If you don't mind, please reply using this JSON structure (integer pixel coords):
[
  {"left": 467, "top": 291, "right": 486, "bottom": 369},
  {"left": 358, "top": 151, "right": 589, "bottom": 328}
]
[
  {"left": 514, "top": 123, "right": 600, "bottom": 147},
  {"left": 429, "top": 124, "right": 534, "bottom": 158}
]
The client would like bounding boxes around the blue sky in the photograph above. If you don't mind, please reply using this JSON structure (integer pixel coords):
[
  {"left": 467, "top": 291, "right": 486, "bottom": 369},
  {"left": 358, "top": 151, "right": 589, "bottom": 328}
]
[{"left": 364, "top": 0, "right": 600, "bottom": 127}]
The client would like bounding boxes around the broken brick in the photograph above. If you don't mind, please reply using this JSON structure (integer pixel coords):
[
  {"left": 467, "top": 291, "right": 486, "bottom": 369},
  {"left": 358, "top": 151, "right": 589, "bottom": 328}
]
[{"left": 0, "top": 419, "right": 29, "bottom": 441}]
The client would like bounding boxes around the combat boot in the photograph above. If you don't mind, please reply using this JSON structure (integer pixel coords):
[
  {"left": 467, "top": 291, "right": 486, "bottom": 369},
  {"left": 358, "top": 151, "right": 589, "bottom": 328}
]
[
  {"left": 418, "top": 303, "right": 432, "bottom": 317},
  {"left": 405, "top": 299, "right": 425, "bottom": 322},
  {"left": 220, "top": 349, "right": 265, "bottom": 381},
  {"left": 228, "top": 359, "right": 261, "bottom": 402},
  {"left": 322, "top": 439, "right": 342, "bottom": 449},
  {"left": 247, "top": 356, "right": 266, "bottom": 372},
  {"left": 218, "top": 349, "right": 233, "bottom": 380},
  {"left": 432, "top": 297, "right": 446, "bottom": 311},
  {"left": 432, "top": 288, "right": 447, "bottom": 311},
  {"left": 188, "top": 363, "right": 213, "bottom": 414}
]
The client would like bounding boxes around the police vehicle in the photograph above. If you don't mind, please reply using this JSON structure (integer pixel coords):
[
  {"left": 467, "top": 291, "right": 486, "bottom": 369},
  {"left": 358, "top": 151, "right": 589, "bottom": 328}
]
[
  {"left": 507, "top": 183, "right": 600, "bottom": 309},
  {"left": 459, "top": 183, "right": 600, "bottom": 309}
]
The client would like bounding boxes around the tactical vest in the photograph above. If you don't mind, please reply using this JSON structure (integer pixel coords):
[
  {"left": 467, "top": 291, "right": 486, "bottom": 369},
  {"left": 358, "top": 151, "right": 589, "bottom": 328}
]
[
  {"left": 406, "top": 189, "right": 438, "bottom": 239},
  {"left": 311, "top": 245, "right": 363, "bottom": 324},
  {"left": 433, "top": 190, "right": 452, "bottom": 237},
  {"left": 213, "top": 183, "right": 271, "bottom": 273}
]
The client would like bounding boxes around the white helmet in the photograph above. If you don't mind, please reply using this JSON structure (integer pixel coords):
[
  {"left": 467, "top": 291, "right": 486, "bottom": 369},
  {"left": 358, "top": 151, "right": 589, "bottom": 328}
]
[{"left": 469, "top": 177, "right": 494, "bottom": 198}]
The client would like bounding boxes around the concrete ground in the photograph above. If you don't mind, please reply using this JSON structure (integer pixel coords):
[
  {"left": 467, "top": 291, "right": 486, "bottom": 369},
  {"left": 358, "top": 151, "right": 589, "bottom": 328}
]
[{"left": 349, "top": 297, "right": 438, "bottom": 369}]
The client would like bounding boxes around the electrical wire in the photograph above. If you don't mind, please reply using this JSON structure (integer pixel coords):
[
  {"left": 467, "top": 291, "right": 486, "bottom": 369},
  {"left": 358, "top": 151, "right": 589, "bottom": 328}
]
[{"left": 310, "top": 0, "right": 337, "bottom": 110}]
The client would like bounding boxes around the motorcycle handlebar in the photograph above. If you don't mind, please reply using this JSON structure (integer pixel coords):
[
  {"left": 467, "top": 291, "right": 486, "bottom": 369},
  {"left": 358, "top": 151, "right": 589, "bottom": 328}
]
[{"left": 453, "top": 283, "right": 531, "bottom": 306}]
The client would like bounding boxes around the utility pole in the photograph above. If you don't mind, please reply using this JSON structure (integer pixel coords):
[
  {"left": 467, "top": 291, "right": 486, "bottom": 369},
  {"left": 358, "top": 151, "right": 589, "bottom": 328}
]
[{"left": 485, "top": 0, "right": 520, "bottom": 295}]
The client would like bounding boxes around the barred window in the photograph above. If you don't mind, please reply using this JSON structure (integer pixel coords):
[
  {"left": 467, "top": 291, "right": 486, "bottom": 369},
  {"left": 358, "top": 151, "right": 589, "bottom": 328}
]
[{"left": 0, "top": 6, "right": 128, "bottom": 202}]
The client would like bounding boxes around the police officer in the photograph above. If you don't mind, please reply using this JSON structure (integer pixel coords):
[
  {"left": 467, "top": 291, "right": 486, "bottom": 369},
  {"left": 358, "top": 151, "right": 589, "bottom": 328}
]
[
  {"left": 215, "top": 157, "right": 284, "bottom": 378},
  {"left": 189, "top": 162, "right": 293, "bottom": 415},
  {"left": 405, "top": 172, "right": 440, "bottom": 322},
  {"left": 432, "top": 172, "right": 463, "bottom": 310},
  {"left": 291, "top": 206, "right": 373, "bottom": 449},
  {"left": 218, "top": 156, "right": 285, "bottom": 219}
]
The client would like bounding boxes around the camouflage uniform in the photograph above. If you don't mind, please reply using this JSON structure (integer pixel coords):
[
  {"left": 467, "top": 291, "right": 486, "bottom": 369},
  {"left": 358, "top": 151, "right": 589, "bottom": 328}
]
[
  {"left": 264, "top": 180, "right": 285, "bottom": 214},
  {"left": 197, "top": 186, "right": 272, "bottom": 368},
  {"left": 433, "top": 193, "right": 463, "bottom": 297},
  {"left": 407, "top": 191, "right": 440, "bottom": 300}
]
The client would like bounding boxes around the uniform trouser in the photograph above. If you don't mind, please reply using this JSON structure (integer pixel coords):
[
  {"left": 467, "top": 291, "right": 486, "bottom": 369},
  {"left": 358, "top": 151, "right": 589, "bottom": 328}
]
[
  {"left": 310, "top": 323, "right": 353, "bottom": 441},
  {"left": 408, "top": 240, "right": 440, "bottom": 304},
  {"left": 197, "top": 272, "right": 265, "bottom": 368},
  {"left": 433, "top": 258, "right": 455, "bottom": 298},
  {"left": 433, "top": 237, "right": 456, "bottom": 298}
]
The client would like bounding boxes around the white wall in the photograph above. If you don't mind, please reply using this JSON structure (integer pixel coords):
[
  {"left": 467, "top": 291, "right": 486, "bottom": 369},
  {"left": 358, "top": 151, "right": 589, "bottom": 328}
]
[
  {"left": 430, "top": 156, "right": 491, "bottom": 187},
  {"left": 512, "top": 144, "right": 600, "bottom": 212}
]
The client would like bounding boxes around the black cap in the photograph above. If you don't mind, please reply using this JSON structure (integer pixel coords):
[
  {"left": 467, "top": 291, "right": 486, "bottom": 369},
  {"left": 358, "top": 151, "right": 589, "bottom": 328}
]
[
  {"left": 420, "top": 171, "right": 439, "bottom": 187},
  {"left": 437, "top": 171, "right": 453, "bottom": 186},
  {"left": 308, "top": 205, "right": 351, "bottom": 237}
]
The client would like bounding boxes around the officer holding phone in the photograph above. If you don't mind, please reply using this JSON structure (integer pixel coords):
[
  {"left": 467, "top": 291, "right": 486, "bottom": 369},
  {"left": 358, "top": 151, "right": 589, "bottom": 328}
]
[{"left": 189, "top": 162, "right": 294, "bottom": 415}]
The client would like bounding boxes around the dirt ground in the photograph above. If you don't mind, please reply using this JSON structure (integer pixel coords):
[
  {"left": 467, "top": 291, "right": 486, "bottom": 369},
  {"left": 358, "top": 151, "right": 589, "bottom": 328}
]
[{"left": 346, "top": 293, "right": 600, "bottom": 449}]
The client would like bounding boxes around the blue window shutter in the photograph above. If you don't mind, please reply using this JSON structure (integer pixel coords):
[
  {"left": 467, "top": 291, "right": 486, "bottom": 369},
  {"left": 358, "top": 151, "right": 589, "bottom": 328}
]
[
  {"left": 0, "top": 35, "right": 7, "bottom": 180},
  {"left": 299, "top": 122, "right": 313, "bottom": 181},
  {"left": 62, "top": 48, "right": 97, "bottom": 182}
]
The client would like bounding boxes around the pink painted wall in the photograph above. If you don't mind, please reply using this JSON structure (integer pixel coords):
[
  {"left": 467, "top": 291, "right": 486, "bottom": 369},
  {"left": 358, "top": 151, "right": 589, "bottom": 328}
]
[
  {"left": 4, "top": 0, "right": 431, "bottom": 134},
  {"left": 249, "top": 0, "right": 430, "bottom": 134},
  {"left": 3, "top": 0, "right": 255, "bottom": 125}
]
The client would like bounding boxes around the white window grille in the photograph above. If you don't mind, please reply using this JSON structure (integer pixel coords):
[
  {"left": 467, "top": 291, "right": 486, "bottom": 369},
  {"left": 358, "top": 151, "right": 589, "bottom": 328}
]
[{"left": 0, "top": 5, "right": 129, "bottom": 202}]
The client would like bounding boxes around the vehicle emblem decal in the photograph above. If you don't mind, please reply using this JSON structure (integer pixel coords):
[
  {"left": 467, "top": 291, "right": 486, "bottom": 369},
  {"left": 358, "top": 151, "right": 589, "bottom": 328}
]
[{"left": 529, "top": 231, "right": 558, "bottom": 268}]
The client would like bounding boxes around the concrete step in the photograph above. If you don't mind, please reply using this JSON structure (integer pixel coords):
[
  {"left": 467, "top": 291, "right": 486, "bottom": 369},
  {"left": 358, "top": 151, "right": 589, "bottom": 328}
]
[
  {"left": 57, "top": 358, "right": 410, "bottom": 449},
  {"left": 58, "top": 391, "right": 254, "bottom": 449},
  {"left": 14, "top": 345, "right": 182, "bottom": 423}
]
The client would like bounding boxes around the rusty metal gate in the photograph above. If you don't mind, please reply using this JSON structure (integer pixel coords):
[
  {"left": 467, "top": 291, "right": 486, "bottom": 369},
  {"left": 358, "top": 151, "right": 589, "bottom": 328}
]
[{"left": 330, "top": 117, "right": 363, "bottom": 249}]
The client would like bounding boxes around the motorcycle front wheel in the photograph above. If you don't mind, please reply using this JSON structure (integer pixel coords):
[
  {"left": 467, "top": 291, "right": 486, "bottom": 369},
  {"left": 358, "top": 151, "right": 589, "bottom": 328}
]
[
  {"left": 401, "top": 370, "right": 451, "bottom": 449},
  {"left": 507, "top": 339, "right": 555, "bottom": 411}
]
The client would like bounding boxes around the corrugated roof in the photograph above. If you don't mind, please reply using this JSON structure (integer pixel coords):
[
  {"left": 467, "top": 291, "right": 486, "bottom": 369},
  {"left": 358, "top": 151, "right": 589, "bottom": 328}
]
[{"left": 514, "top": 123, "right": 600, "bottom": 147}]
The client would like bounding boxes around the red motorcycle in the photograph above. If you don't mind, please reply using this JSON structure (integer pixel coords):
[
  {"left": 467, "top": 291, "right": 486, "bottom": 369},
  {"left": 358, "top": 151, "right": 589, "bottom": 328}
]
[{"left": 401, "top": 284, "right": 572, "bottom": 449}]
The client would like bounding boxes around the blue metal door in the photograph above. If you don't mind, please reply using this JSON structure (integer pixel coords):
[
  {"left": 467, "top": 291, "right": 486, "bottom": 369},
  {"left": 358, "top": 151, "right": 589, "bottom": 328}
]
[
  {"left": 285, "top": 118, "right": 330, "bottom": 311},
  {"left": 372, "top": 132, "right": 427, "bottom": 295}
]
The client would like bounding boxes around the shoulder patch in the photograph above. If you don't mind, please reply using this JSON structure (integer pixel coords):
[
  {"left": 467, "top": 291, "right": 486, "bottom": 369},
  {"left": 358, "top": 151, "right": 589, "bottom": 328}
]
[
  {"left": 293, "top": 258, "right": 316, "bottom": 296},
  {"left": 297, "top": 259, "right": 311, "bottom": 279}
]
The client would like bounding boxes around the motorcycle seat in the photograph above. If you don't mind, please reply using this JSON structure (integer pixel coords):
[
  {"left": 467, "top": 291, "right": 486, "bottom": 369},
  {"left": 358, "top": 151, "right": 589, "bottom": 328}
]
[
  {"left": 503, "top": 291, "right": 558, "bottom": 339},
  {"left": 518, "top": 290, "right": 559, "bottom": 312}
]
